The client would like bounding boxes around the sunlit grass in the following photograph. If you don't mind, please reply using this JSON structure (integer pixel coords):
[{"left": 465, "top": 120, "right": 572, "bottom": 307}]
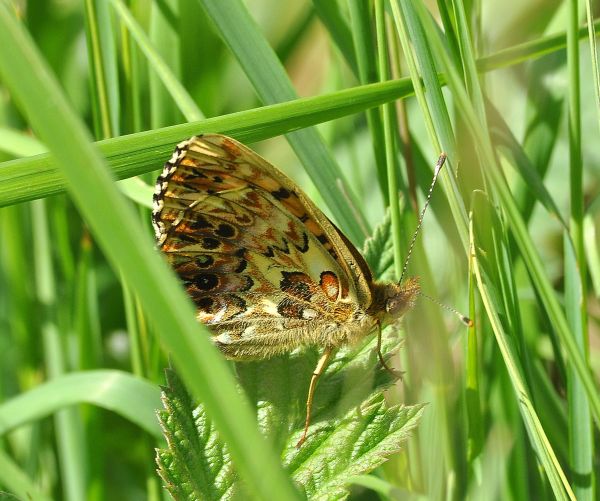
[{"left": 0, "top": 1, "right": 598, "bottom": 499}]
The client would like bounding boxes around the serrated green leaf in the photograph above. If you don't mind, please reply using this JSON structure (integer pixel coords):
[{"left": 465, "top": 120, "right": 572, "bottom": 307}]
[
  {"left": 157, "top": 368, "right": 236, "bottom": 501},
  {"left": 156, "top": 330, "right": 422, "bottom": 501},
  {"left": 362, "top": 208, "right": 395, "bottom": 281},
  {"left": 287, "top": 396, "right": 423, "bottom": 501}
]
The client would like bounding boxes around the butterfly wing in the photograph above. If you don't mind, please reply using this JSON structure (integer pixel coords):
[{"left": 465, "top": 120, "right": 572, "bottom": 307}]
[{"left": 152, "top": 134, "right": 376, "bottom": 359}]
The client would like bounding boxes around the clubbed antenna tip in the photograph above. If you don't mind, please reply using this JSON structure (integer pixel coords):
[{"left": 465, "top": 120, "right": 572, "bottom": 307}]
[{"left": 419, "top": 291, "right": 473, "bottom": 327}]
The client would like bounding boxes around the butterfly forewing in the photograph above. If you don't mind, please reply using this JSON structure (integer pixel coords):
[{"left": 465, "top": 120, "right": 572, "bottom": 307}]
[{"left": 152, "top": 135, "right": 378, "bottom": 358}]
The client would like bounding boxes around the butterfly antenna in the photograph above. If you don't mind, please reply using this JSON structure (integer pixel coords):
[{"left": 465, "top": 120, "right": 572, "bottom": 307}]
[
  {"left": 399, "top": 153, "right": 447, "bottom": 284},
  {"left": 419, "top": 291, "right": 473, "bottom": 327}
]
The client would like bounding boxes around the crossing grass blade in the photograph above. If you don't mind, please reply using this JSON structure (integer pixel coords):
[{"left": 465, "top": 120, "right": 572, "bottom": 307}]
[{"left": 0, "top": 5, "right": 300, "bottom": 500}]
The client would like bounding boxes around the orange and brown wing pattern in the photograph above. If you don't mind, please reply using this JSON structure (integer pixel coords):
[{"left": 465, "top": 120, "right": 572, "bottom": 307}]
[{"left": 152, "top": 135, "right": 373, "bottom": 359}]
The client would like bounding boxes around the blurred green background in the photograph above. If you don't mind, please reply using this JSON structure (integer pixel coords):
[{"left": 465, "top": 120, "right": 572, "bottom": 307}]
[{"left": 0, "top": 0, "right": 599, "bottom": 500}]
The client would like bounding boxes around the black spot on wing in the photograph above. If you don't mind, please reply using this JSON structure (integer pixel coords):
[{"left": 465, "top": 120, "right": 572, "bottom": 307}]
[
  {"left": 263, "top": 238, "right": 290, "bottom": 257},
  {"left": 235, "top": 259, "right": 248, "bottom": 273},
  {"left": 202, "top": 237, "right": 220, "bottom": 249},
  {"left": 189, "top": 215, "right": 212, "bottom": 230},
  {"left": 280, "top": 271, "right": 313, "bottom": 301},
  {"left": 215, "top": 223, "right": 236, "bottom": 238},
  {"left": 294, "top": 232, "right": 309, "bottom": 253},
  {"left": 271, "top": 187, "right": 291, "bottom": 200},
  {"left": 196, "top": 296, "right": 214, "bottom": 312},
  {"left": 240, "top": 276, "right": 254, "bottom": 292},
  {"left": 194, "top": 273, "right": 219, "bottom": 291}
]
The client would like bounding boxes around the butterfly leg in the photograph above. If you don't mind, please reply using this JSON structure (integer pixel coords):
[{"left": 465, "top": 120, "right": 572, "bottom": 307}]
[
  {"left": 296, "top": 347, "right": 334, "bottom": 448},
  {"left": 376, "top": 323, "right": 403, "bottom": 379}
]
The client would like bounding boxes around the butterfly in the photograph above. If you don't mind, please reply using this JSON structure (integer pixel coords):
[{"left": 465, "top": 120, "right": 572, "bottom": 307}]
[{"left": 152, "top": 134, "right": 420, "bottom": 446}]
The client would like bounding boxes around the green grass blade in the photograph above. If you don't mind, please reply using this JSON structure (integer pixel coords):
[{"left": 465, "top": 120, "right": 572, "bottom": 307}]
[
  {"left": 199, "top": 0, "right": 369, "bottom": 243},
  {"left": 477, "top": 18, "right": 600, "bottom": 72},
  {"left": 0, "top": 370, "right": 162, "bottom": 438},
  {"left": 487, "top": 101, "right": 565, "bottom": 227},
  {"left": 0, "top": 77, "right": 415, "bottom": 208},
  {"left": 375, "top": 0, "right": 402, "bottom": 279},
  {"left": 389, "top": 0, "right": 469, "bottom": 248},
  {"left": 413, "top": 0, "right": 600, "bottom": 431},
  {"left": 0, "top": 450, "right": 53, "bottom": 501},
  {"left": 311, "top": 0, "right": 358, "bottom": 74},
  {"left": 32, "top": 198, "right": 87, "bottom": 501},
  {"left": 348, "top": 0, "right": 389, "bottom": 201},
  {"left": 566, "top": 1, "right": 593, "bottom": 497},
  {"left": 83, "top": 0, "right": 120, "bottom": 138},
  {"left": 470, "top": 198, "right": 574, "bottom": 501},
  {"left": 110, "top": 0, "right": 204, "bottom": 122},
  {"left": 148, "top": 0, "right": 183, "bottom": 127},
  {"left": 585, "top": 3, "right": 600, "bottom": 133},
  {"left": 0, "top": 6, "right": 300, "bottom": 500},
  {"left": 391, "top": 0, "right": 455, "bottom": 159},
  {"left": 584, "top": 209, "right": 600, "bottom": 296},
  {"left": 0, "top": 127, "right": 46, "bottom": 156}
]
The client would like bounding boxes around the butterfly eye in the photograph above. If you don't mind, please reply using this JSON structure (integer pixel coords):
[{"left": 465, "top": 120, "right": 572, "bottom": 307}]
[{"left": 385, "top": 297, "right": 401, "bottom": 316}]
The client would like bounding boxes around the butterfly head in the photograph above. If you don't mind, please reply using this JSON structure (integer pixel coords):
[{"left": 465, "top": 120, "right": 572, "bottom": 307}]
[{"left": 369, "top": 277, "right": 420, "bottom": 324}]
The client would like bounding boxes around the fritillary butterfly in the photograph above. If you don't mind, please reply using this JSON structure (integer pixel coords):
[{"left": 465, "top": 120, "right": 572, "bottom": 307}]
[{"left": 152, "top": 134, "right": 420, "bottom": 446}]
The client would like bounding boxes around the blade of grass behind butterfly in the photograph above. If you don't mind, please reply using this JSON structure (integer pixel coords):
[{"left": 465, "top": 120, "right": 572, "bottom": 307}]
[
  {"left": 415, "top": 2, "right": 599, "bottom": 495},
  {"left": 148, "top": 0, "right": 184, "bottom": 128},
  {"left": 82, "top": 5, "right": 123, "bottom": 496},
  {"left": 487, "top": 114, "right": 576, "bottom": 468},
  {"left": 0, "top": 204, "right": 45, "bottom": 495},
  {"left": 455, "top": 0, "right": 592, "bottom": 488},
  {"left": 110, "top": 0, "right": 204, "bottom": 122},
  {"left": 472, "top": 191, "right": 540, "bottom": 497},
  {"left": 118, "top": 1, "right": 144, "bottom": 133},
  {"left": 32, "top": 199, "right": 86, "bottom": 501},
  {"left": 0, "top": 370, "right": 162, "bottom": 439},
  {"left": 375, "top": 0, "right": 402, "bottom": 279},
  {"left": 585, "top": 1, "right": 600, "bottom": 133},
  {"left": 83, "top": 0, "right": 120, "bottom": 139},
  {"left": 507, "top": 62, "right": 564, "bottom": 226},
  {"left": 0, "top": 7, "right": 300, "bottom": 500},
  {"left": 566, "top": 1, "right": 593, "bottom": 497},
  {"left": 348, "top": 0, "right": 389, "bottom": 204},
  {"left": 389, "top": 0, "right": 469, "bottom": 249},
  {"left": 470, "top": 195, "right": 574, "bottom": 501},
  {"left": 486, "top": 100, "right": 565, "bottom": 228},
  {"left": 584, "top": 196, "right": 600, "bottom": 296},
  {"left": 311, "top": 0, "right": 358, "bottom": 75},
  {"left": 387, "top": 2, "right": 468, "bottom": 495},
  {"left": 198, "top": 0, "right": 370, "bottom": 245},
  {"left": 273, "top": 5, "right": 315, "bottom": 64},
  {"left": 415, "top": 0, "right": 600, "bottom": 430},
  {"left": 476, "top": 19, "right": 600, "bottom": 72}
]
